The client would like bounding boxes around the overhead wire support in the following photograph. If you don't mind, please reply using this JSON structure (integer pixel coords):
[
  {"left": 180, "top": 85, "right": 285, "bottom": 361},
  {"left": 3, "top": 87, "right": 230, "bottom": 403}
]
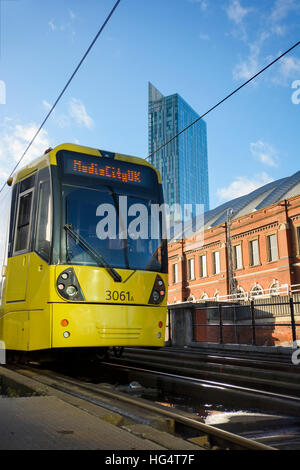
[
  {"left": 147, "top": 40, "right": 300, "bottom": 161},
  {"left": 0, "top": 0, "right": 122, "bottom": 195}
]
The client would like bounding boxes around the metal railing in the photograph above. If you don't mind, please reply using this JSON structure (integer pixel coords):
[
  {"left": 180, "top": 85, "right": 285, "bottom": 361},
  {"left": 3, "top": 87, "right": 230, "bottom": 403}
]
[
  {"left": 168, "top": 283, "right": 300, "bottom": 305},
  {"left": 167, "top": 293, "right": 300, "bottom": 348},
  {"left": 192, "top": 297, "right": 300, "bottom": 347}
]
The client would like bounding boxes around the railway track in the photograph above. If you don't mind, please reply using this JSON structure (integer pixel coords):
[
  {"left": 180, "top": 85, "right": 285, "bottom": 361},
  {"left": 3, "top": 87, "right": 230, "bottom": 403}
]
[
  {"left": 8, "top": 364, "right": 277, "bottom": 451},
  {"left": 108, "top": 347, "right": 300, "bottom": 397},
  {"left": 100, "top": 360, "right": 300, "bottom": 448}
]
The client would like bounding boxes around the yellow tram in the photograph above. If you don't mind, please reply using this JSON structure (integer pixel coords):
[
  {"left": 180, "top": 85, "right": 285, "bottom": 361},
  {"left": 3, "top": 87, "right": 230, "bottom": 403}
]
[{"left": 0, "top": 143, "right": 168, "bottom": 361}]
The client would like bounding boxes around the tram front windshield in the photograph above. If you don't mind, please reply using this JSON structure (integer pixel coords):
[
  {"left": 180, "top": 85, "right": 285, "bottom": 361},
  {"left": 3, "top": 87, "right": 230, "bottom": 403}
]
[{"left": 59, "top": 153, "right": 167, "bottom": 273}]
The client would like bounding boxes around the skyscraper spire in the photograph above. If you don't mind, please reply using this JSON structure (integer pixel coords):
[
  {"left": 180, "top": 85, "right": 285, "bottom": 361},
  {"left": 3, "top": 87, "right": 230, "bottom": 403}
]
[{"left": 148, "top": 82, "right": 164, "bottom": 103}]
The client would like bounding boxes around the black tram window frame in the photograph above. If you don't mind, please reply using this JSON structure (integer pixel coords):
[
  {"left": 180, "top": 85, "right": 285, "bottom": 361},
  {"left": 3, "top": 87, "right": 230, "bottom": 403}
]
[
  {"left": 33, "top": 170, "right": 53, "bottom": 264},
  {"left": 7, "top": 184, "right": 18, "bottom": 258},
  {"left": 12, "top": 177, "right": 36, "bottom": 256}
]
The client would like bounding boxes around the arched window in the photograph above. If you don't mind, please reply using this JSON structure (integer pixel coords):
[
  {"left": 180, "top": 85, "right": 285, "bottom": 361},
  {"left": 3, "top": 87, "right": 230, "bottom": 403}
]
[
  {"left": 250, "top": 283, "right": 264, "bottom": 299},
  {"left": 269, "top": 280, "right": 279, "bottom": 296},
  {"left": 235, "top": 286, "right": 247, "bottom": 300},
  {"left": 187, "top": 295, "right": 196, "bottom": 302},
  {"left": 214, "top": 290, "right": 220, "bottom": 301},
  {"left": 200, "top": 292, "right": 209, "bottom": 301}
]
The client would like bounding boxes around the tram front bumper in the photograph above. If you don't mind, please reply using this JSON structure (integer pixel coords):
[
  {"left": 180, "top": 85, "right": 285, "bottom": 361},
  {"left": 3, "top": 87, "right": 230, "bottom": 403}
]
[{"left": 51, "top": 303, "right": 167, "bottom": 348}]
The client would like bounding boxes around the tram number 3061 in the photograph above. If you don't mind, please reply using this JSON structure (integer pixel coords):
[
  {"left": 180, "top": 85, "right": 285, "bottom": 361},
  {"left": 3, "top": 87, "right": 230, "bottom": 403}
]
[{"left": 105, "top": 290, "right": 134, "bottom": 302}]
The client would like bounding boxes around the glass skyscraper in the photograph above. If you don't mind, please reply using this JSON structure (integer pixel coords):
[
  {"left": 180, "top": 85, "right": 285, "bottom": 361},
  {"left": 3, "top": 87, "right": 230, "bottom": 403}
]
[{"left": 148, "top": 82, "right": 209, "bottom": 212}]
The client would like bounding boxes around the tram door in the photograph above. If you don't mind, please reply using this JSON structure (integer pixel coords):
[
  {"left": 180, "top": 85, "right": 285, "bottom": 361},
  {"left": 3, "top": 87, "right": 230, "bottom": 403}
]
[{"left": 5, "top": 180, "right": 35, "bottom": 302}]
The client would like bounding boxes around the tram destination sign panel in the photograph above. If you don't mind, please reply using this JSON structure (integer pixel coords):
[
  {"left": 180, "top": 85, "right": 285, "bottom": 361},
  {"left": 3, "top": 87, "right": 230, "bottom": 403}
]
[{"left": 62, "top": 152, "right": 156, "bottom": 189}]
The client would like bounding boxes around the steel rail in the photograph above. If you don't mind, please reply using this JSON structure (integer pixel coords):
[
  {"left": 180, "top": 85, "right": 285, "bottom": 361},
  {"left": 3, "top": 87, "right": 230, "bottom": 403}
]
[
  {"left": 13, "top": 365, "right": 276, "bottom": 451},
  {"left": 105, "top": 361, "right": 300, "bottom": 403},
  {"left": 119, "top": 346, "right": 298, "bottom": 370}
]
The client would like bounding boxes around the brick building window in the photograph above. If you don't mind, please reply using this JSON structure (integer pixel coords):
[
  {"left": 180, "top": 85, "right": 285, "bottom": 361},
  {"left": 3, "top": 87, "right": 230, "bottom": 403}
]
[
  {"left": 236, "top": 286, "right": 246, "bottom": 300},
  {"left": 233, "top": 244, "right": 243, "bottom": 270},
  {"left": 188, "top": 258, "right": 195, "bottom": 280},
  {"left": 249, "top": 239, "right": 260, "bottom": 266},
  {"left": 250, "top": 284, "right": 264, "bottom": 298},
  {"left": 269, "top": 280, "right": 279, "bottom": 295},
  {"left": 172, "top": 263, "right": 178, "bottom": 284},
  {"left": 199, "top": 254, "right": 207, "bottom": 277},
  {"left": 212, "top": 251, "right": 220, "bottom": 274},
  {"left": 297, "top": 227, "right": 300, "bottom": 253},
  {"left": 267, "top": 234, "right": 278, "bottom": 262}
]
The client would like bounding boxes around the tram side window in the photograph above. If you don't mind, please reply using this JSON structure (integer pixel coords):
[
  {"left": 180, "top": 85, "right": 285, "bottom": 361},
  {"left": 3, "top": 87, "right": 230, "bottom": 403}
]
[
  {"left": 14, "top": 190, "right": 33, "bottom": 253},
  {"left": 35, "top": 180, "right": 51, "bottom": 262}
]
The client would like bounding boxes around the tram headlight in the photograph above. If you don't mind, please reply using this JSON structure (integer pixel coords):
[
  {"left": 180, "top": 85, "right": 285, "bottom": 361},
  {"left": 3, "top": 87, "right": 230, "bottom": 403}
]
[
  {"left": 56, "top": 268, "right": 85, "bottom": 301},
  {"left": 148, "top": 275, "right": 166, "bottom": 304},
  {"left": 65, "top": 285, "right": 78, "bottom": 297}
]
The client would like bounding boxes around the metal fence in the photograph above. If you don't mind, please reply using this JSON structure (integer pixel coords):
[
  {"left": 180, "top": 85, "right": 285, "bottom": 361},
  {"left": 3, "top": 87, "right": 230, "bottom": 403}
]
[{"left": 167, "top": 294, "right": 300, "bottom": 347}]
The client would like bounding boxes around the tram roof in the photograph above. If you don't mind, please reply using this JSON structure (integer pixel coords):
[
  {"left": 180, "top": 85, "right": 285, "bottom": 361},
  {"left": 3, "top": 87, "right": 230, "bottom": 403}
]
[{"left": 8, "top": 143, "right": 162, "bottom": 186}]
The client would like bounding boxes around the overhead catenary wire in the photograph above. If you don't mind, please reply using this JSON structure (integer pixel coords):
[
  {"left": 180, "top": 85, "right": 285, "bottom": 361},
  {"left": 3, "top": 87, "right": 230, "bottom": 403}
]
[
  {"left": 147, "top": 40, "right": 300, "bottom": 161},
  {"left": 0, "top": 0, "right": 122, "bottom": 196}
]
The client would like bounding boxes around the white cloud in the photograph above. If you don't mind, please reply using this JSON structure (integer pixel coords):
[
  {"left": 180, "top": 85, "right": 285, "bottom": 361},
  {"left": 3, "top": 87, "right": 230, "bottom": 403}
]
[
  {"left": 269, "top": 0, "right": 300, "bottom": 39},
  {"left": 278, "top": 55, "right": 300, "bottom": 79},
  {"left": 42, "top": 100, "right": 52, "bottom": 111},
  {"left": 267, "top": 55, "right": 300, "bottom": 86},
  {"left": 48, "top": 19, "right": 56, "bottom": 31},
  {"left": 42, "top": 97, "right": 94, "bottom": 129},
  {"left": 187, "top": 0, "right": 208, "bottom": 10},
  {"left": 226, "top": 0, "right": 252, "bottom": 24},
  {"left": 0, "top": 120, "right": 51, "bottom": 182},
  {"left": 233, "top": 45, "right": 259, "bottom": 81},
  {"left": 217, "top": 172, "right": 274, "bottom": 202},
  {"left": 250, "top": 140, "right": 279, "bottom": 167},
  {"left": 271, "top": 24, "right": 286, "bottom": 36},
  {"left": 270, "top": 0, "right": 300, "bottom": 23},
  {"left": 68, "top": 98, "right": 94, "bottom": 129},
  {"left": 199, "top": 0, "right": 208, "bottom": 11},
  {"left": 199, "top": 33, "right": 210, "bottom": 41},
  {"left": 232, "top": 31, "right": 270, "bottom": 81},
  {"left": 230, "top": 0, "right": 300, "bottom": 84},
  {"left": 0, "top": 97, "right": 94, "bottom": 185},
  {"left": 48, "top": 15, "right": 76, "bottom": 38},
  {"left": 234, "top": 43, "right": 300, "bottom": 85}
]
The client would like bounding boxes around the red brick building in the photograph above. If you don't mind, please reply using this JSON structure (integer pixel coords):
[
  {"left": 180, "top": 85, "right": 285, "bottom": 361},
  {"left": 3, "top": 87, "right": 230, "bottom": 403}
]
[{"left": 168, "top": 172, "right": 300, "bottom": 304}]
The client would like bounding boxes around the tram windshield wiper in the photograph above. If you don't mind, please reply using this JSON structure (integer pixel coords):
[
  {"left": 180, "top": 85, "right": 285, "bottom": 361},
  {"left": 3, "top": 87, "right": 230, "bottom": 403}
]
[{"left": 64, "top": 224, "right": 122, "bottom": 283}]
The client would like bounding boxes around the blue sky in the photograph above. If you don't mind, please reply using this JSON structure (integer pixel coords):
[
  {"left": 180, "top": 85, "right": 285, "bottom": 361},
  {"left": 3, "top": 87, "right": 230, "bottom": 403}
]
[{"left": 0, "top": 0, "right": 299, "bottom": 209}]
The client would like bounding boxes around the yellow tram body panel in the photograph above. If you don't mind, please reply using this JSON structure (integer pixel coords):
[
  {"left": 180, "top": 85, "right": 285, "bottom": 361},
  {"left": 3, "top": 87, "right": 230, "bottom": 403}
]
[{"left": 0, "top": 253, "right": 167, "bottom": 350}]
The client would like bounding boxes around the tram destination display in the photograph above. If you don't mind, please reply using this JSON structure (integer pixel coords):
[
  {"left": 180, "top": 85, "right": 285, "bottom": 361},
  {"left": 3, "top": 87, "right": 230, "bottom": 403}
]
[{"left": 62, "top": 151, "right": 156, "bottom": 189}]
